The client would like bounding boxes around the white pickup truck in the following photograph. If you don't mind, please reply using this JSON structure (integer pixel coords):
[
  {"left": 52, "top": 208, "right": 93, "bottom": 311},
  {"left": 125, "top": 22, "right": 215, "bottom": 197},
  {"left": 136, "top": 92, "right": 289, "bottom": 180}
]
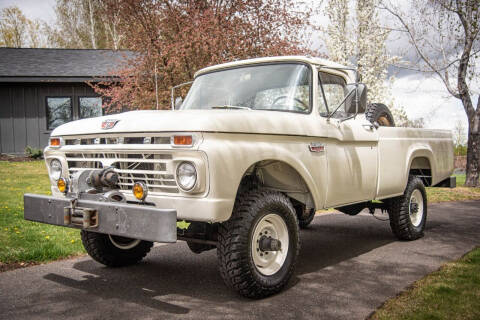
[{"left": 24, "top": 56, "right": 455, "bottom": 299}]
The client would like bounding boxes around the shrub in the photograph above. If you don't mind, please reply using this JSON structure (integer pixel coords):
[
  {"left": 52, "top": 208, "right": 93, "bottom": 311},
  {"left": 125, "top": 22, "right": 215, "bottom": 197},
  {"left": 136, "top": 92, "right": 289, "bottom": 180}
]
[
  {"left": 454, "top": 145, "right": 467, "bottom": 156},
  {"left": 24, "top": 146, "right": 43, "bottom": 159}
]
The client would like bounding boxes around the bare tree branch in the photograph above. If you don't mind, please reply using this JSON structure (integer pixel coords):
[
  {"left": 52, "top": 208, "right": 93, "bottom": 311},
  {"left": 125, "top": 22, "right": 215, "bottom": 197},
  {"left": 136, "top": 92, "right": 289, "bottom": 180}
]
[{"left": 380, "top": 4, "right": 461, "bottom": 98}]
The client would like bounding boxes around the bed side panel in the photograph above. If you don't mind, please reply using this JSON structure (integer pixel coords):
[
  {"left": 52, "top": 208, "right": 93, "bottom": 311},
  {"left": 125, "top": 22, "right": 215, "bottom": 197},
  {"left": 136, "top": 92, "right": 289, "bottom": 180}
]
[{"left": 376, "top": 127, "right": 453, "bottom": 199}]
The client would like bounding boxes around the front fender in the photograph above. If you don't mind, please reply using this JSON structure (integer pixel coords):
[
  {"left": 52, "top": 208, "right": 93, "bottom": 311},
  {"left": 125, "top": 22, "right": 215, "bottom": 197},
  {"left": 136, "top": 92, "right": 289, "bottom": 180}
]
[{"left": 200, "top": 132, "right": 327, "bottom": 221}]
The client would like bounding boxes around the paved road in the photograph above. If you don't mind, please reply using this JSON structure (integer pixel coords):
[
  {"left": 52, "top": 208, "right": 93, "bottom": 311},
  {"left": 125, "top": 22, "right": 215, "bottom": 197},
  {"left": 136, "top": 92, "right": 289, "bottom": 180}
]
[{"left": 1, "top": 201, "right": 479, "bottom": 320}]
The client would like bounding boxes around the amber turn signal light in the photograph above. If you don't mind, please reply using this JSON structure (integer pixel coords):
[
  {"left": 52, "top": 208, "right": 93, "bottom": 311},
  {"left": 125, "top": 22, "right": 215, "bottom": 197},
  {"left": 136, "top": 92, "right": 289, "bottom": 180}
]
[
  {"left": 133, "top": 182, "right": 147, "bottom": 201},
  {"left": 50, "top": 138, "right": 61, "bottom": 147},
  {"left": 172, "top": 135, "right": 193, "bottom": 146},
  {"left": 57, "top": 178, "right": 68, "bottom": 193}
]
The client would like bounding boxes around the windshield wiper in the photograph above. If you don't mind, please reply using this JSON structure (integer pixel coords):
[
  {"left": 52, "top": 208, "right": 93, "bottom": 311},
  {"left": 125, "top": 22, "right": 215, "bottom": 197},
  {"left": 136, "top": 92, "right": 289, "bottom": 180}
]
[{"left": 211, "top": 105, "right": 252, "bottom": 110}]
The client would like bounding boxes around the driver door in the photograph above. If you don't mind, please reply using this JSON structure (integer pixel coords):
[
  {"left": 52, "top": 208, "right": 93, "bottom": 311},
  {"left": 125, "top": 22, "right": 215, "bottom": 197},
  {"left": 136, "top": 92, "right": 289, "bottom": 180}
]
[{"left": 318, "top": 71, "right": 379, "bottom": 207}]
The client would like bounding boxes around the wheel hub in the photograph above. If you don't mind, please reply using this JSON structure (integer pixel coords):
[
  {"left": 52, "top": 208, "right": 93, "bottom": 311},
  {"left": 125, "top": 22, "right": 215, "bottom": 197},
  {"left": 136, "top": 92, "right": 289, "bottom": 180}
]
[
  {"left": 410, "top": 202, "right": 419, "bottom": 214},
  {"left": 251, "top": 213, "right": 289, "bottom": 276},
  {"left": 409, "top": 189, "right": 424, "bottom": 227},
  {"left": 258, "top": 236, "right": 282, "bottom": 252}
]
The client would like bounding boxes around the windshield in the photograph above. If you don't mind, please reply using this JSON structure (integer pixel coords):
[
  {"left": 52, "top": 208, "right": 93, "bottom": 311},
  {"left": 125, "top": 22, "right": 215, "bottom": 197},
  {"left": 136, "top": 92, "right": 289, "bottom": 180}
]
[{"left": 180, "top": 63, "right": 312, "bottom": 113}]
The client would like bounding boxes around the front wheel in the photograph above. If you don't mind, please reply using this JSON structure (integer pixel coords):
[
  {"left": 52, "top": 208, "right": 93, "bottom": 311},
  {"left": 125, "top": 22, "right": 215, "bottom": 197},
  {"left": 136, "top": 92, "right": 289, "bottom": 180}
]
[
  {"left": 81, "top": 231, "right": 153, "bottom": 267},
  {"left": 217, "top": 189, "right": 300, "bottom": 299},
  {"left": 387, "top": 176, "right": 427, "bottom": 240}
]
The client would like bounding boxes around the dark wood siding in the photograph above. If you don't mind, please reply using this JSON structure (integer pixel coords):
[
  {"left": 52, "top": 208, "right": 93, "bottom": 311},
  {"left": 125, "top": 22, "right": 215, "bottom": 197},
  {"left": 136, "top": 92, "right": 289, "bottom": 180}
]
[
  {"left": 0, "top": 82, "right": 99, "bottom": 153},
  {"left": 0, "top": 86, "right": 14, "bottom": 153}
]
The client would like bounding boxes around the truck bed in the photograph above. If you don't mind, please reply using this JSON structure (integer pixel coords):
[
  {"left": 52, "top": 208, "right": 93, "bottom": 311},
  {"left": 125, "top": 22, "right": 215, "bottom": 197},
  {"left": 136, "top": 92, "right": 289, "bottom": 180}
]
[{"left": 376, "top": 127, "right": 454, "bottom": 199}]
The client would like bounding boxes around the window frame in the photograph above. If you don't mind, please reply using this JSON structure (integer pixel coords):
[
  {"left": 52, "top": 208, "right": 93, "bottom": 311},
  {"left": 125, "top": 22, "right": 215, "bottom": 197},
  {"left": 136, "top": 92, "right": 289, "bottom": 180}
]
[
  {"left": 185, "top": 62, "right": 314, "bottom": 115},
  {"left": 78, "top": 96, "right": 104, "bottom": 119},
  {"left": 318, "top": 71, "right": 348, "bottom": 117},
  {"left": 45, "top": 96, "right": 73, "bottom": 130}
]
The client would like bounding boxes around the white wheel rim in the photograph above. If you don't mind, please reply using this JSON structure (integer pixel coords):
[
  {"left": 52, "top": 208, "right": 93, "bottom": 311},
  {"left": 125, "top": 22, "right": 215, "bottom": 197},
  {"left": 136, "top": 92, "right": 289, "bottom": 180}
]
[
  {"left": 108, "top": 235, "right": 141, "bottom": 250},
  {"left": 251, "top": 213, "right": 289, "bottom": 276},
  {"left": 409, "top": 189, "right": 424, "bottom": 227}
]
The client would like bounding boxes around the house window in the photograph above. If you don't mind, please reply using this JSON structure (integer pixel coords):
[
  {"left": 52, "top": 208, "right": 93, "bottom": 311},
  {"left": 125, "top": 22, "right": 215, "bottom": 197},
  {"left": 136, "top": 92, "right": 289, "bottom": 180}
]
[
  {"left": 79, "top": 97, "right": 103, "bottom": 118},
  {"left": 46, "top": 97, "right": 72, "bottom": 130}
]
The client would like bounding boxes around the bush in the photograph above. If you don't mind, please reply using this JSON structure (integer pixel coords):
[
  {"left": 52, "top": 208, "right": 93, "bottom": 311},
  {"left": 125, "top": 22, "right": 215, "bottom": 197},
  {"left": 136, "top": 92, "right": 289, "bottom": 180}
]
[
  {"left": 24, "top": 146, "right": 43, "bottom": 159},
  {"left": 454, "top": 145, "right": 467, "bottom": 156}
]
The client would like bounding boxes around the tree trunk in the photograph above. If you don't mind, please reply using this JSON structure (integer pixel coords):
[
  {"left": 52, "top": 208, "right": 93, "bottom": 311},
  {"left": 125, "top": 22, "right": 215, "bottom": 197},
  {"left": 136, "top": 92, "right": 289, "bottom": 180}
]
[
  {"left": 88, "top": 0, "right": 97, "bottom": 49},
  {"left": 465, "top": 113, "right": 480, "bottom": 187}
]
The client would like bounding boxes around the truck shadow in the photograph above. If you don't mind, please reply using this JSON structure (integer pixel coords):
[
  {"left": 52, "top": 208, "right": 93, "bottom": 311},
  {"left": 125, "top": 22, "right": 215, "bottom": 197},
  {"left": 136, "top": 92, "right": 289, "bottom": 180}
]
[{"left": 42, "top": 214, "right": 400, "bottom": 316}]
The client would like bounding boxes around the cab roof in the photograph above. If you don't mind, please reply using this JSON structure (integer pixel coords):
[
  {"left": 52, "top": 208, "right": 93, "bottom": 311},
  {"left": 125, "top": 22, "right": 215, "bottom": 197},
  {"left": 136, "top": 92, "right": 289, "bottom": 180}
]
[{"left": 194, "top": 56, "right": 357, "bottom": 82}]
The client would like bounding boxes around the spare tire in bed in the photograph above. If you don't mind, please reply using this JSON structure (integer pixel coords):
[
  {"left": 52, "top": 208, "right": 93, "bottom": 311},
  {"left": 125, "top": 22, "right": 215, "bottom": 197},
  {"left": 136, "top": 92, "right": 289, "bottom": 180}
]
[{"left": 365, "top": 103, "right": 396, "bottom": 127}]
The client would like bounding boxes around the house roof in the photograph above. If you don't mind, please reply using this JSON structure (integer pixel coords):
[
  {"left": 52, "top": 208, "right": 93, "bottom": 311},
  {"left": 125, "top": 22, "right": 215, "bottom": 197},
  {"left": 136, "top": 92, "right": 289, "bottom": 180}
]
[{"left": 0, "top": 48, "right": 134, "bottom": 83}]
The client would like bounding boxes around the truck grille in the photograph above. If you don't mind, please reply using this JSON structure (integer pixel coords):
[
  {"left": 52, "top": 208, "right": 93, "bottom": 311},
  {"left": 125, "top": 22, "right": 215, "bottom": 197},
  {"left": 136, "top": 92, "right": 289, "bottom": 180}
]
[
  {"left": 65, "top": 136, "right": 171, "bottom": 145},
  {"left": 65, "top": 152, "right": 179, "bottom": 194}
]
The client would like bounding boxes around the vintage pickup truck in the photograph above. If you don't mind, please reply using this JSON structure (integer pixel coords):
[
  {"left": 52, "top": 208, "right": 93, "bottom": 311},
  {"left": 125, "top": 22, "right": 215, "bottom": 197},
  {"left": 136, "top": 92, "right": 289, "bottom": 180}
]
[{"left": 24, "top": 56, "right": 455, "bottom": 299}]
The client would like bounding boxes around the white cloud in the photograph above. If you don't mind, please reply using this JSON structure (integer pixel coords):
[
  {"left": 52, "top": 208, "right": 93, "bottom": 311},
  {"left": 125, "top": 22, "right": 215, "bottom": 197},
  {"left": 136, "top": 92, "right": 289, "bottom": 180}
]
[
  {"left": 0, "top": 0, "right": 56, "bottom": 21},
  {"left": 392, "top": 74, "right": 469, "bottom": 132}
]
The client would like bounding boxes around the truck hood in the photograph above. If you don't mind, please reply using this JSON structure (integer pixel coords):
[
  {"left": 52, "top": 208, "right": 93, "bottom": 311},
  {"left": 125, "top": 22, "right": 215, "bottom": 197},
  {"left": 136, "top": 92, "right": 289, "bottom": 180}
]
[{"left": 51, "top": 109, "right": 319, "bottom": 137}]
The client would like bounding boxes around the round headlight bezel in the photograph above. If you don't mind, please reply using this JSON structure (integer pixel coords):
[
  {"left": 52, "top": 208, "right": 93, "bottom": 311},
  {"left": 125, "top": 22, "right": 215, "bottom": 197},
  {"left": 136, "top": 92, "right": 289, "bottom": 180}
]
[
  {"left": 49, "top": 159, "right": 62, "bottom": 181},
  {"left": 176, "top": 161, "right": 197, "bottom": 191}
]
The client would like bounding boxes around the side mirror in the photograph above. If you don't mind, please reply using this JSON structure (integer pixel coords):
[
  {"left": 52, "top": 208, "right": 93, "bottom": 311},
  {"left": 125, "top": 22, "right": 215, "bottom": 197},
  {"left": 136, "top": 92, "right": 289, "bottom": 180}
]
[
  {"left": 345, "top": 83, "right": 367, "bottom": 114},
  {"left": 174, "top": 97, "right": 183, "bottom": 109}
]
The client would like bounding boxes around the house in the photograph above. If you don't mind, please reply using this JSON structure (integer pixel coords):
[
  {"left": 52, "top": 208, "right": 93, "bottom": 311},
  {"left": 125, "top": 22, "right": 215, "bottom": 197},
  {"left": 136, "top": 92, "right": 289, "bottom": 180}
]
[{"left": 0, "top": 48, "right": 132, "bottom": 154}]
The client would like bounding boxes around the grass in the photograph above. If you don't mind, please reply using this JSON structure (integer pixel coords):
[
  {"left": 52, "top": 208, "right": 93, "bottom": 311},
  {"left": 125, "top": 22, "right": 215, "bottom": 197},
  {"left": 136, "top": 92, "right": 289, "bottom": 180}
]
[
  {"left": 426, "top": 174, "right": 480, "bottom": 203},
  {"left": 370, "top": 247, "right": 480, "bottom": 320},
  {"left": 0, "top": 161, "right": 84, "bottom": 269}
]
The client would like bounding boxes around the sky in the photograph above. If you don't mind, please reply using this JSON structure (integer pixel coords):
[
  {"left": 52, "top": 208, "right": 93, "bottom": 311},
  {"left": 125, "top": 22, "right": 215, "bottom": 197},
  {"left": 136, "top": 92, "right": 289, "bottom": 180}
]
[
  {"left": 0, "top": 0, "right": 472, "bottom": 136},
  {"left": 0, "top": 0, "right": 55, "bottom": 21}
]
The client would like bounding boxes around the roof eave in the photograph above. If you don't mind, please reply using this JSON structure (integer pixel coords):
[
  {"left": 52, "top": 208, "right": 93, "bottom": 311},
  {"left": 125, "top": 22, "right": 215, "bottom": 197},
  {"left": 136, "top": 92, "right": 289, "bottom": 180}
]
[{"left": 0, "top": 76, "right": 120, "bottom": 83}]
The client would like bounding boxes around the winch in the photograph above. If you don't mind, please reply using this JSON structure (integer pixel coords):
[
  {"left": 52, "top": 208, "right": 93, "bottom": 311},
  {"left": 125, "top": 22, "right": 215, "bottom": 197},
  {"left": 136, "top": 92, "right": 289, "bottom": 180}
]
[{"left": 63, "top": 167, "right": 127, "bottom": 228}]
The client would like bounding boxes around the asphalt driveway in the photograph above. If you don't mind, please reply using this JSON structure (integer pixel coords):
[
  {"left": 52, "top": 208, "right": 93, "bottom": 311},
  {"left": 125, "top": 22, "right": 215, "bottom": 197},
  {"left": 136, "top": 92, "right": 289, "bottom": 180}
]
[{"left": 0, "top": 200, "right": 479, "bottom": 320}]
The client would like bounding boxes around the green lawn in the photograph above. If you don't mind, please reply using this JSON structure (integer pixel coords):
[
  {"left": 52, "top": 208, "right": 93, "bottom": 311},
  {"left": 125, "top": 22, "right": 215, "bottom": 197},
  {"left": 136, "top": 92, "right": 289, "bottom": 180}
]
[
  {"left": 426, "top": 174, "right": 480, "bottom": 203},
  {"left": 371, "top": 247, "right": 480, "bottom": 320},
  {"left": 456, "top": 174, "right": 466, "bottom": 186},
  {"left": 0, "top": 161, "right": 84, "bottom": 270}
]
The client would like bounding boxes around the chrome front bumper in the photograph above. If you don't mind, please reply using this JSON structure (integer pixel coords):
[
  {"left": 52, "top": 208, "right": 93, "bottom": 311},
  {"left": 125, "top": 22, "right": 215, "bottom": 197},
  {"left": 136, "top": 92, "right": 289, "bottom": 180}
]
[{"left": 24, "top": 194, "right": 177, "bottom": 243}]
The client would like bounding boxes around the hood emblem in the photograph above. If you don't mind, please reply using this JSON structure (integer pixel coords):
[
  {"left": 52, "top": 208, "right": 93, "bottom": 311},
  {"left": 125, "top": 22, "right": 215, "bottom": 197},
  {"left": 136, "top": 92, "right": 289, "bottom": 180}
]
[{"left": 101, "top": 119, "right": 120, "bottom": 130}]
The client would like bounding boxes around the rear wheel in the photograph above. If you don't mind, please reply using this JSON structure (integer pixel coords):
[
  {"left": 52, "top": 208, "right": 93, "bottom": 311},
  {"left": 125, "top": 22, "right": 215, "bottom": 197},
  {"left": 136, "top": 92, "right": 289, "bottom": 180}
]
[
  {"left": 387, "top": 176, "right": 427, "bottom": 240},
  {"left": 186, "top": 241, "right": 215, "bottom": 254},
  {"left": 217, "top": 188, "right": 300, "bottom": 299},
  {"left": 366, "top": 103, "right": 395, "bottom": 127},
  {"left": 81, "top": 231, "right": 153, "bottom": 267},
  {"left": 294, "top": 203, "right": 315, "bottom": 229}
]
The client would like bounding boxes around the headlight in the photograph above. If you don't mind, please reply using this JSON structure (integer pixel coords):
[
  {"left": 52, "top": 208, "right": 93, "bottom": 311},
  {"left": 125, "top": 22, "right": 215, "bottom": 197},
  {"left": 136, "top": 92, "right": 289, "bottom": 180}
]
[
  {"left": 49, "top": 159, "right": 62, "bottom": 180},
  {"left": 176, "top": 162, "right": 197, "bottom": 191}
]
